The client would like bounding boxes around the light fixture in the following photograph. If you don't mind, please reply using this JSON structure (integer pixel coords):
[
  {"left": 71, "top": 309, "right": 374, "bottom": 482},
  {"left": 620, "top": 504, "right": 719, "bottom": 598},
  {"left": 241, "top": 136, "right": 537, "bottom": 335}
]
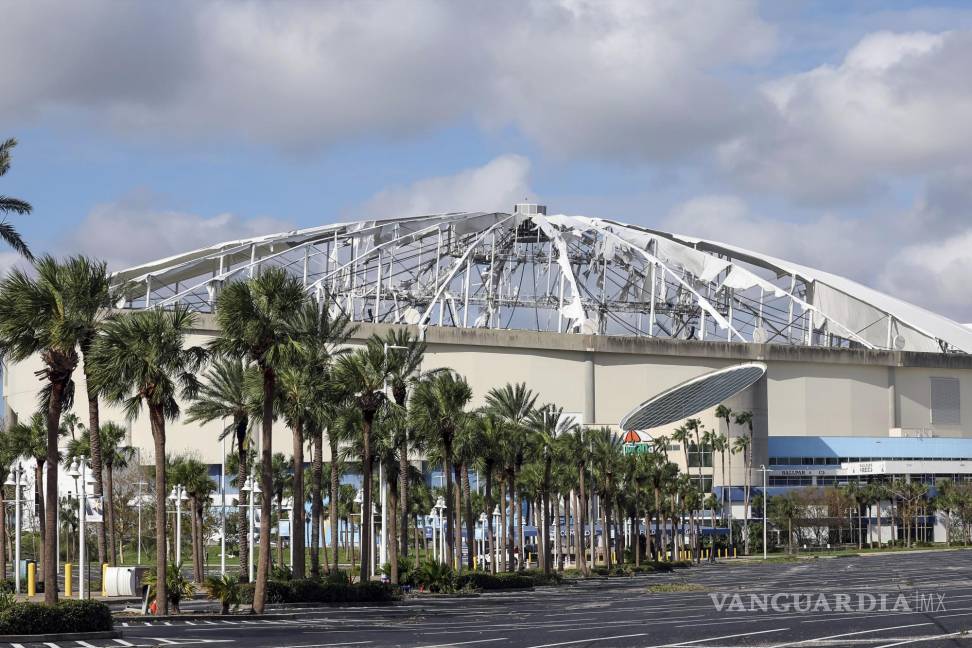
[
  {"left": 435, "top": 496, "right": 446, "bottom": 510},
  {"left": 67, "top": 462, "right": 80, "bottom": 479}
]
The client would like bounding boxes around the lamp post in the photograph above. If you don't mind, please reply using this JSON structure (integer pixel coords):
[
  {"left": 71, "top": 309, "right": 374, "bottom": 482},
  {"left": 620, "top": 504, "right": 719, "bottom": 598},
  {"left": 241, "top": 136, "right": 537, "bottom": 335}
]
[
  {"left": 353, "top": 488, "right": 363, "bottom": 570},
  {"left": 478, "top": 512, "right": 487, "bottom": 569},
  {"left": 220, "top": 433, "right": 226, "bottom": 576},
  {"left": 433, "top": 496, "right": 447, "bottom": 565},
  {"left": 492, "top": 505, "right": 500, "bottom": 569},
  {"left": 169, "top": 485, "right": 187, "bottom": 565},
  {"left": 135, "top": 480, "right": 147, "bottom": 564},
  {"left": 759, "top": 465, "right": 769, "bottom": 560},
  {"left": 4, "top": 465, "right": 22, "bottom": 592},
  {"left": 242, "top": 475, "right": 260, "bottom": 582},
  {"left": 68, "top": 460, "right": 87, "bottom": 598}
]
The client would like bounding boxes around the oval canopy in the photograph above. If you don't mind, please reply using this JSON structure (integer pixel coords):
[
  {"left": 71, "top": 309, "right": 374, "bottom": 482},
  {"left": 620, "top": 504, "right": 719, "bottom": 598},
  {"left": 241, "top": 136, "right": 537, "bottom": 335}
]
[{"left": 619, "top": 362, "right": 767, "bottom": 431}]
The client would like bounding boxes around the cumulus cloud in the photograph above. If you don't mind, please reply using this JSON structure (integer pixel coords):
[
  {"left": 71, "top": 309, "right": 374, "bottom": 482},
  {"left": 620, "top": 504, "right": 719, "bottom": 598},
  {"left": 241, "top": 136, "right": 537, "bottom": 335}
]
[
  {"left": 663, "top": 178, "right": 972, "bottom": 321},
  {"left": 0, "top": 1, "right": 774, "bottom": 160},
  {"left": 64, "top": 191, "right": 293, "bottom": 272},
  {"left": 721, "top": 30, "right": 972, "bottom": 202},
  {"left": 355, "top": 155, "right": 533, "bottom": 219}
]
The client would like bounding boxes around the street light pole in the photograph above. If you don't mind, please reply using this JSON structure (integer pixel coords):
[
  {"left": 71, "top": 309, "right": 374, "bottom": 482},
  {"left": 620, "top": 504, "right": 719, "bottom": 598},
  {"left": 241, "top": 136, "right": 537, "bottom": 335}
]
[
  {"left": 221, "top": 434, "right": 226, "bottom": 576},
  {"left": 760, "top": 465, "right": 768, "bottom": 560},
  {"left": 5, "top": 465, "right": 23, "bottom": 593},
  {"left": 135, "top": 480, "right": 146, "bottom": 565}
]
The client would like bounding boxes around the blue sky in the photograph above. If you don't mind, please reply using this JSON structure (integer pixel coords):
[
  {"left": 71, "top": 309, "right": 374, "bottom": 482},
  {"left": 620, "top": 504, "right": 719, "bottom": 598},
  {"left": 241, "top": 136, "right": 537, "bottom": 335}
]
[{"left": 4, "top": 1, "right": 972, "bottom": 319}]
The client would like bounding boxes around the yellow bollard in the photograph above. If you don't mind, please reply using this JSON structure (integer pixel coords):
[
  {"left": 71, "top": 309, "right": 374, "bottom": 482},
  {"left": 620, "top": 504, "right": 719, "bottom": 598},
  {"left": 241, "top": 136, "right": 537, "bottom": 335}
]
[
  {"left": 65, "top": 563, "right": 72, "bottom": 597},
  {"left": 473, "top": 556, "right": 478, "bottom": 570},
  {"left": 102, "top": 563, "right": 109, "bottom": 597},
  {"left": 733, "top": 546, "right": 737, "bottom": 558},
  {"left": 27, "top": 562, "right": 35, "bottom": 597}
]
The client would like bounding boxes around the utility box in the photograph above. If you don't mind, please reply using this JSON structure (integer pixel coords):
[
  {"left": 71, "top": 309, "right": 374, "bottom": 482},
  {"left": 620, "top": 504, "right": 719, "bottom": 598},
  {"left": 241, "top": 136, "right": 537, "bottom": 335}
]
[{"left": 104, "top": 566, "right": 149, "bottom": 597}]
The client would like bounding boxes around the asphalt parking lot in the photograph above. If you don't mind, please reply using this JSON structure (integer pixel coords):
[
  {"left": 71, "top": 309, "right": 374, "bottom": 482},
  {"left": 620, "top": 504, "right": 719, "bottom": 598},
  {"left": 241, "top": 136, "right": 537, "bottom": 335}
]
[{"left": 13, "top": 549, "right": 972, "bottom": 648}]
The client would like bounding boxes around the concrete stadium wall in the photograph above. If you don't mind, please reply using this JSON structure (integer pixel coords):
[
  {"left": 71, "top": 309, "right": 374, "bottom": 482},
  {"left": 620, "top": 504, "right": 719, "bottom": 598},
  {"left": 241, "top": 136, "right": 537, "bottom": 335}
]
[{"left": 5, "top": 316, "right": 972, "bottom": 489}]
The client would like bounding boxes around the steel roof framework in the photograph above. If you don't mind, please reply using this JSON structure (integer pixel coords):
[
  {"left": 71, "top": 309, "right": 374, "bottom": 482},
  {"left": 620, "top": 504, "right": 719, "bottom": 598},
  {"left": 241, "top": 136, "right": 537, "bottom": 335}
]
[{"left": 111, "top": 209, "right": 972, "bottom": 353}]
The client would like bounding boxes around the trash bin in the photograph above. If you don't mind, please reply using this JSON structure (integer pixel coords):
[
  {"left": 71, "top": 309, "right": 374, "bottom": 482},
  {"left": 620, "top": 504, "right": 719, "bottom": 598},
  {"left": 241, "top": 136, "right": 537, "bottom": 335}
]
[
  {"left": 104, "top": 566, "right": 149, "bottom": 597},
  {"left": 17, "top": 559, "right": 35, "bottom": 584}
]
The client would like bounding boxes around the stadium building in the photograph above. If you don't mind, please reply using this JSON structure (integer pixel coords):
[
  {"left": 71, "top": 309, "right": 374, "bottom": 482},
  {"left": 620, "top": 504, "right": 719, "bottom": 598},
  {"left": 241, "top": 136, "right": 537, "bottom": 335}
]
[{"left": 5, "top": 205, "right": 972, "bottom": 542}]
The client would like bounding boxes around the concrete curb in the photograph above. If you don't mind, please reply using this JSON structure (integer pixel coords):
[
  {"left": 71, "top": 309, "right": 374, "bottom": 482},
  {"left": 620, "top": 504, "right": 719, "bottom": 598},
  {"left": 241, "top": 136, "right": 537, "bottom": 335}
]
[{"left": 0, "top": 631, "right": 121, "bottom": 642}]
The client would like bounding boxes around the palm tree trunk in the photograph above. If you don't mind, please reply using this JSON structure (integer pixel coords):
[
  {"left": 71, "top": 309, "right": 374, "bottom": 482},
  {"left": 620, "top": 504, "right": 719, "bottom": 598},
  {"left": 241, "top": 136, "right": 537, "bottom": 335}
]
[
  {"left": 542, "top": 456, "right": 552, "bottom": 575},
  {"left": 253, "top": 368, "right": 275, "bottom": 614},
  {"left": 106, "top": 463, "right": 117, "bottom": 565},
  {"left": 34, "top": 461, "right": 46, "bottom": 564},
  {"left": 506, "top": 468, "right": 516, "bottom": 570},
  {"left": 291, "top": 417, "right": 305, "bottom": 579},
  {"left": 189, "top": 495, "right": 201, "bottom": 582},
  {"left": 485, "top": 468, "right": 495, "bottom": 575},
  {"left": 553, "top": 495, "right": 562, "bottom": 571},
  {"left": 43, "top": 372, "right": 61, "bottom": 606},
  {"left": 387, "top": 468, "right": 399, "bottom": 584},
  {"left": 235, "top": 421, "right": 249, "bottom": 583},
  {"left": 276, "top": 494, "right": 284, "bottom": 567},
  {"left": 82, "top": 358, "right": 108, "bottom": 570},
  {"left": 310, "top": 428, "right": 323, "bottom": 577},
  {"left": 600, "top": 496, "right": 609, "bottom": 568},
  {"left": 452, "top": 461, "right": 462, "bottom": 571},
  {"left": 0, "top": 487, "right": 5, "bottom": 581},
  {"left": 329, "top": 434, "right": 340, "bottom": 574},
  {"left": 515, "top": 465, "right": 524, "bottom": 571},
  {"left": 499, "top": 480, "right": 508, "bottom": 572},
  {"left": 572, "top": 488, "right": 585, "bottom": 574},
  {"left": 444, "top": 453, "right": 455, "bottom": 570},
  {"left": 398, "top": 427, "right": 410, "bottom": 560},
  {"left": 149, "top": 404, "right": 169, "bottom": 615},
  {"left": 359, "top": 410, "right": 375, "bottom": 582},
  {"left": 462, "top": 464, "right": 474, "bottom": 571}
]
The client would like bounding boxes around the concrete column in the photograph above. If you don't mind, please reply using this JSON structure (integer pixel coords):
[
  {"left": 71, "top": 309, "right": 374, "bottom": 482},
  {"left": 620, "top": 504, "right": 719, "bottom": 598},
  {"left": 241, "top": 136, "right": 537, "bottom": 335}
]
[
  {"left": 584, "top": 351, "right": 595, "bottom": 425},
  {"left": 887, "top": 366, "right": 900, "bottom": 430}
]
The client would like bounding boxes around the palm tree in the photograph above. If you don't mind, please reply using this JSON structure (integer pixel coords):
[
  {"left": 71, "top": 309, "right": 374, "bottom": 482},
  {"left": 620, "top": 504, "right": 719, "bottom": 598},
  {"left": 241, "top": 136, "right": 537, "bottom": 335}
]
[
  {"left": 0, "top": 138, "right": 33, "bottom": 259},
  {"left": 471, "top": 410, "right": 505, "bottom": 574},
  {"left": 87, "top": 306, "right": 206, "bottom": 616},
  {"left": 715, "top": 404, "right": 734, "bottom": 541},
  {"left": 171, "top": 456, "right": 214, "bottom": 583},
  {"left": 63, "top": 421, "right": 133, "bottom": 564},
  {"left": 0, "top": 255, "right": 114, "bottom": 603},
  {"left": 732, "top": 434, "right": 751, "bottom": 554},
  {"left": 8, "top": 412, "right": 66, "bottom": 563},
  {"left": 934, "top": 479, "right": 957, "bottom": 548},
  {"left": 377, "top": 329, "right": 429, "bottom": 559},
  {"left": 324, "top": 403, "right": 357, "bottom": 574},
  {"left": 485, "top": 383, "right": 537, "bottom": 571},
  {"left": 591, "top": 427, "right": 622, "bottom": 568},
  {"left": 332, "top": 344, "right": 391, "bottom": 581},
  {"left": 733, "top": 410, "right": 754, "bottom": 554},
  {"left": 671, "top": 425, "right": 691, "bottom": 471},
  {"left": 269, "top": 453, "right": 292, "bottom": 567},
  {"left": 186, "top": 357, "right": 255, "bottom": 581},
  {"left": 210, "top": 267, "right": 305, "bottom": 613},
  {"left": 298, "top": 307, "right": 354, "bottom": 579},
  {"left": 411, "top": 371, "right": 473, "bottom": 571},
  {"left": 527, "top": 404, "right": 575, "bottom": 574},
  {"left": 284, "top": 302, "right": 353, "bottom": 579}
]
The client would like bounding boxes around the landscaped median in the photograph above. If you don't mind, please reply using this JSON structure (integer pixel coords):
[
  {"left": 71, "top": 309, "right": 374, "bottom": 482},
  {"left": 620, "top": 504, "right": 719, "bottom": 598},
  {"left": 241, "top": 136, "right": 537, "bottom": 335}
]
[{"left": 239, "top": 579, "right": 398, "bottom": 605}]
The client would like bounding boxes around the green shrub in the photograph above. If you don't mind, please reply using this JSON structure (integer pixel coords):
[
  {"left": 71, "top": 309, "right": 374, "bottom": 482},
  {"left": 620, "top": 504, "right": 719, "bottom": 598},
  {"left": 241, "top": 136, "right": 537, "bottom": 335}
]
[
  {"left": 414, "top": 560, "right": 455, "bottom": 593},
  {"left": 204, "top": 574, "right": 243, "bottom": 614},
  {"left": 0, "top": 600, "right": 112, "bottom": 635},
  {"left": 239, "top": 579, "right": 396, "bottom": 604}
]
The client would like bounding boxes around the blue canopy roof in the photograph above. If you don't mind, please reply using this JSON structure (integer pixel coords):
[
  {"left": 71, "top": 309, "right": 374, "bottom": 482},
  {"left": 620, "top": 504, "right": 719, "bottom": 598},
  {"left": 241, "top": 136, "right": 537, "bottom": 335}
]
[{"left": 768, "top": 436, "right": 972, "bottom": 460}]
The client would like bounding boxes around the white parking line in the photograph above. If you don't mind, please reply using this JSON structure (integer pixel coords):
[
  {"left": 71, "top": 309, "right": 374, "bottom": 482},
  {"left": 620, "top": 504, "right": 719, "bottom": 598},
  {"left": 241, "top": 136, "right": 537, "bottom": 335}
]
[
  {"left": 77, "top": 641, "right": 100, "bottom": 648},
  {"left": 651, "top": 627, "right": 790, "bottom": 647},
  {"left": 270, "top": 643, "right": 373, "bottom": 648},
  {"left": 10, "top": 643, "right": 25, "bottom": 648},
  {"left": 114, "top": 640, "right": 134, "bottom": 647},
  {"left": 769, "top": 623, "right": 934, "bottom": 648},
  {"left": 526, "top": 634, "right": 648, "bottom": 648},
  {"left": 416, "top": 641, "right": 510, "bottom": 648},
  {"left": 874, "top": 631, "right": 968, "bottom": 648}
]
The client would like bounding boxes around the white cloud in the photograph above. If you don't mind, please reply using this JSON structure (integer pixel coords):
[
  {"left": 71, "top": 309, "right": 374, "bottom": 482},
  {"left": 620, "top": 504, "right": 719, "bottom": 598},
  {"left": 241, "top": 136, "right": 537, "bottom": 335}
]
[
  {"left": 355, "top": 155, "right": 533, "bottom": 219},
  {"left": 663, "top": 182, "right": 972, "bottom": 322},
  {"left": 0, "top": 1, "right": 774, "bottom": 159},
  {"left": 721, "top": 29, "right": 972, "bottom": 202},
  {"left": 64, "top": 191, "right": 293, "bottom": 272}
]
